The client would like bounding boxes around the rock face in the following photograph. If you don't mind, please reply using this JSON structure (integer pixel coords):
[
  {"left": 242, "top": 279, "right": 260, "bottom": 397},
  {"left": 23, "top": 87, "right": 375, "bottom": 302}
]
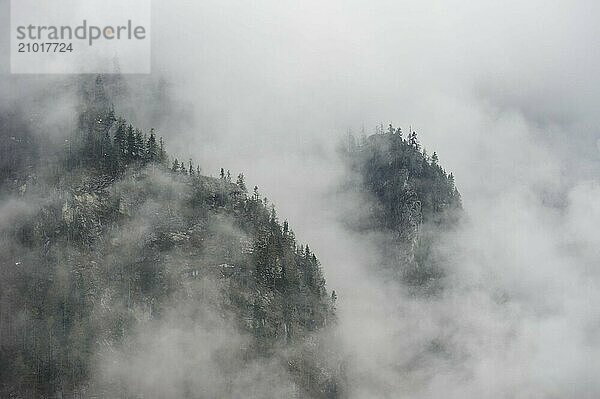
[{"left": 342, "top": 129, "right": 462, "bottom": 291}]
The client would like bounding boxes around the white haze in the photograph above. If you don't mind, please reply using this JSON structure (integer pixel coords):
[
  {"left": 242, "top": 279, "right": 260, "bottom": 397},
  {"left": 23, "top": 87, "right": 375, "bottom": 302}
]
[
  {"left": 2, "top": 0, "right": 600, "bottom": 397},
  {"left": 147, "top": 1, "right": 600, "bottom": 397}
]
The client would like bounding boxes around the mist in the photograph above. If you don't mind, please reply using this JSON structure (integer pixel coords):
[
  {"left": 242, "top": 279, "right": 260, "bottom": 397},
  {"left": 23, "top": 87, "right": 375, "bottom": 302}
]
[
  {"left": 2, "top": 0, "right": 600, "bottom": 397},
  {"left": 140, "top": 2, "right": 600, "bottom": 396}
]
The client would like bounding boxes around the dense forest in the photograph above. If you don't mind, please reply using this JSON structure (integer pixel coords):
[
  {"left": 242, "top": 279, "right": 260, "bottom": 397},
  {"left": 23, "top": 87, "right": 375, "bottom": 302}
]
[
  {"left": 342, "top": 124, "right": 462, "bottom": 292},
  {"left": 0, "top": 76, "right": 341, "bottom": 398}
]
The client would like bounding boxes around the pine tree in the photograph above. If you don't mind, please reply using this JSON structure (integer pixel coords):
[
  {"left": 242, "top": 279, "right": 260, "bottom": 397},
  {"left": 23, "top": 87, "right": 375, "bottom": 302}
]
[
  {"left": 283, "top": 220, "right": 289, "bottom": 236},
  {"left": 409, "top": 131, "right": 419, "bottom": 149},
  {"left": 113, "top": 119, "right": 127, "bottom": 157},
  {"left": 106, "top": 107, "right": 117, "bottom": 126},
  {"left": 330, "top": 290, "right": 337, "bottom": 311},
  {"left": 387, "top": 123, "right": 395, "bottom": 135},
  {"left": 125, "top": 124, "right": 136, "bottom": 160},
  {"left": 134, "top": 129, "right": 145, "bottom": 159},
  {"left": 270, "top": 206, "right": 277, "bottom": 224},
  {"left": 100, "top": 130, "right": 113, "bottom": 172},
  {"left": 159, "top": 136, "right": 166, "bottom": 163},
  {"left": 236, "top": 173, "right": 247, "bottom": 192},
  {"left": 146, "top": 129, "right": 159, "bottom": 161}
]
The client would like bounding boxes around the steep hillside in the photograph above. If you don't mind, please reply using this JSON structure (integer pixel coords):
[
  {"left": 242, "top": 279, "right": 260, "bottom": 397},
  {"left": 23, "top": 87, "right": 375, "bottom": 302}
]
[
  {"left": 0, "top": 77, "right": 341, "bottom": 398},
  {"left": 343, "top": 125, "right": 462, "bottom": 291}
]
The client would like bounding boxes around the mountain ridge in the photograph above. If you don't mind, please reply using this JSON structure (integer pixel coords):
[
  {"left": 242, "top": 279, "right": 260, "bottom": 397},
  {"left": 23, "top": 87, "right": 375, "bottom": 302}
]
[{"left": 0, "top": 76, "right": 342, "bottom": 398}]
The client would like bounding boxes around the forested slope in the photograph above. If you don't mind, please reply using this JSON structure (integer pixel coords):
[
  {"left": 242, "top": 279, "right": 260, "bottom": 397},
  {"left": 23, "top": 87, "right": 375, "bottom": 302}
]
[
  {"left": 343, "top": 125, "right": 462, "bottom": 291},
  {"left": 0, "top": 77, "right": 341, "bottom": 398}
]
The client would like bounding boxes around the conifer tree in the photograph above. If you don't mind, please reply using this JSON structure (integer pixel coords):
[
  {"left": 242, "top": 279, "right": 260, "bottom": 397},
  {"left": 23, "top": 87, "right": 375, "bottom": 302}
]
[
  {"left": 159, "top": 137, "right": 166, "bottom": 163},
  {"left": 409, "top": 131, "right": 420, "bottom": 149},
  {"left": 236, "top": 173, "right": 247, "bottom": 192},
  {"left": 113, "top": 119, "right": 127, "bottom": 156},
  {"left": 146, "top": 129, "right": 159, "bottom": 161},
  {"left": 100, "top": 130, "right": 113, "bottom": 172},
  {"left": 107, "top": 106, "right": 117, "bottom": 126},
  {"left": 283, "top": 220, "right": 289, "bottom": 236},
  {"left": 126, "top": 124, "right": 136, "bottom": 160},
  {"left": 134, "top": 129, "right": 145, "bottom": 159}
]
